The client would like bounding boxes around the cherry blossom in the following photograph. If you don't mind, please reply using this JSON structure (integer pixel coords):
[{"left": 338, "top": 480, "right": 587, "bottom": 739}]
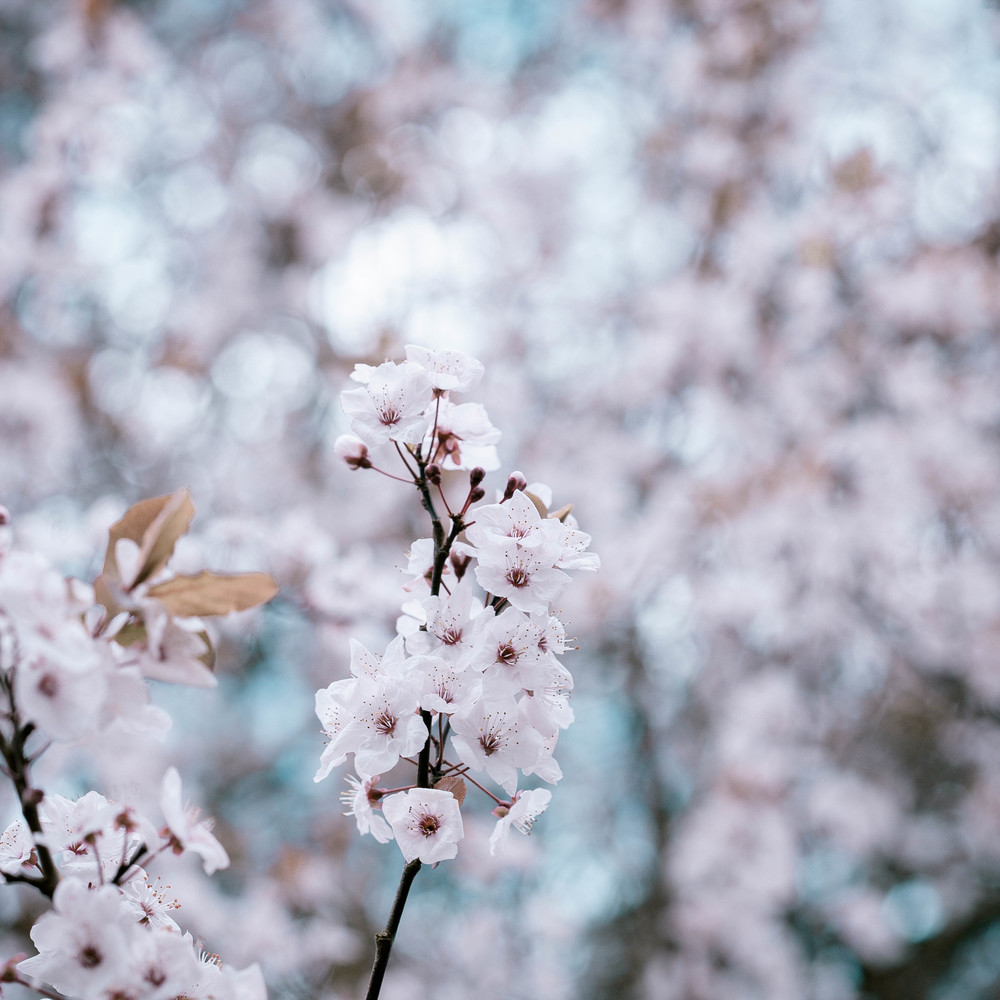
[
  {"left": 474, "top": 538, "right": 571, "bottom": 616},
  {"left": 341, "top": 774, "right": 394, "bottom": 844},
  {"left": 404, "top": 345, "right": 485, "bottom": 393},
  {"left": 340, "top": 361, "right": 433, "bottom": 446},
  {"left": 18, "top": 880, "right": 133, "bottom": 998},
  {"left": 450, "top": 698, "right": 546, "bottom": 796},
  {"left": 159, "top": 767, "right": 230, "bottom": 875},
  {"left": 0, "top": 819, "right": 35, "bottom": 876},
  {"left": 489, "top": 789, "right": 552, "bottom": 857},
  {"left": 381, "top": 789, "right": 464, "bottom": 864}
]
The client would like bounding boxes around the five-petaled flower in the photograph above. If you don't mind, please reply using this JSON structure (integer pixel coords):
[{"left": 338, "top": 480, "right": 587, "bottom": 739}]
[{"left": 381, "top": 789, "right": 464, "bottom": 864}]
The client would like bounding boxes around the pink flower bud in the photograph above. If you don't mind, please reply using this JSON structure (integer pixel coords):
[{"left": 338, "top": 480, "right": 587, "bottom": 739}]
[
  {"left": 334, "top": 435, "right": 371, "bottom": 470},
  {"left": 502, "top": 472, "right": 526, "bottom": 501}
]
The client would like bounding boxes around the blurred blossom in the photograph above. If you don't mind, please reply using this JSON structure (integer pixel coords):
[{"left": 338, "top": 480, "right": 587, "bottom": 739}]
[{"left": 1, "top": 0, "right": 1000, "bottom": 996}]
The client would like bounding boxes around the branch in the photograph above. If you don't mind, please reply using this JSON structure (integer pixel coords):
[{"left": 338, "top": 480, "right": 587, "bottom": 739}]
[
  {"left": 0, "top": 680, "right": 59, "bottom": 898},
  {"left": 363, "top": 859, "right": 422, "bottom": 1000}
]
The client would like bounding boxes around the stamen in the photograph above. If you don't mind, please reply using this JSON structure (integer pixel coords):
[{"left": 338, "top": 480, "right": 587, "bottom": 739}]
[{"left": 374, "top": 711, "right": 398, "bottom": 736}]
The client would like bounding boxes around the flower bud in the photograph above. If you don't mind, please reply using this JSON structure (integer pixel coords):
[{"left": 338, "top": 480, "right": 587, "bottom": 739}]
[
  {"left": 334, "top": 435, "right": 371, "bottom": 470},
  {"left": 469, "top": 467, "right": 486, "bottom": 487},
  {"left": 469, "top": 486, "right": 485, "bottom": 504},
  {"left": 426, "top": 463, "right": 442, "bottom": 485},
  {"left": 502, "top": 472, "right": 526, "bottom": 501}
]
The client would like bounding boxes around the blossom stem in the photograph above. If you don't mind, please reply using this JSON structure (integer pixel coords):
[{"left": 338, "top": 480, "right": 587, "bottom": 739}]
[
  {"left": 446, "top": 767, "right": 505, "bottom": 806},
  {"left": 393, "top": 442, "right": 419, "bottom": 480},
  {"left": 369, "top": 465, "right": 416, "bottom": 485},
  {"left": 112, "top": 842, "right": 149, "bottom": 885},
  {"left": 0, "top": 674, "right": 60, "bottom": 898},
  {"left": 436, "top": 482, "right": 454, "bottom": 517},
  {"left": 375, "top": 784, "right": 417, "bottom": 796},
  {"left": 364, "top": 859, "right": 422, "bottom": 1000}
]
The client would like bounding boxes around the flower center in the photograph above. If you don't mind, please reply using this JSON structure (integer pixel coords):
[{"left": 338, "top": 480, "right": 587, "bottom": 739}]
[
  {"left": 79, "top": 945, "right": 103, "bottom": 969},
  {"left": 374, "top": 711, "right": 398, "bottom": 736},
  {"left": 418, "top": 814, "right": 440, "bottom": 837},
  {"left": 38, "top": 673, "right": 59, "bottom": 698},
  {"left": 479, "top": 731, "right": 501, "bottom": 756},
  {"left": 441, "top": 626, "right": 463, "bottom": 645},
  {"left": 378, "top": 405, "right": 401, "bottom": 427},
  {"left": 506, "top": 567, "right": 530, "bottom": 588},
  {"left": 497, "top": 642, "right": 518, "bottom": 665}
]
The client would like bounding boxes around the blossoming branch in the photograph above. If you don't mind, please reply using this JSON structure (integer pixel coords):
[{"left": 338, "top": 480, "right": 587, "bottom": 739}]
[
  {"left": 0, "top": 491, "right": 278, "bottom": 1000},
  {"left": 316, "top": 345, "right": 599, "bottom": 998}
]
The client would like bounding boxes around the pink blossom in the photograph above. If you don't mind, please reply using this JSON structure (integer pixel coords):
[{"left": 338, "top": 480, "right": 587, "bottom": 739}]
[
  {"left": 381, "top": 788, "right": 464, "bottom": 864},
  {"left": 159, "top": 767, "right": 229, "bottom": 875}
]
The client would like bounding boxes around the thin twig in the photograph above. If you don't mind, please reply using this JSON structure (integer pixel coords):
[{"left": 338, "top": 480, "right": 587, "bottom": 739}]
[{"left": 363, "top": 859, "right": 422, "bottom": 1000}]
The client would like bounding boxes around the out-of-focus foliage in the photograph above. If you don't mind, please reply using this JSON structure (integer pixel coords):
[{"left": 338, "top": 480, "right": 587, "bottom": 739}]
[{"left": 2, "top": 0, "right": 1000, "bottom": 997}]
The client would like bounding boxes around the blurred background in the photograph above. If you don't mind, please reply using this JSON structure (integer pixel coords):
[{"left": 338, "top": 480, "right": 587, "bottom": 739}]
[{"left": 2, "top": 0, "right": 1000, "bottom": 997}]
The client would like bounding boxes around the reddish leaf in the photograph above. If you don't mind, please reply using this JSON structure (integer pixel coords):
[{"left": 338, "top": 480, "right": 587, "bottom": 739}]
[
  {"left": 433, "top": 775, "right": 467, "bottom": 806},
  {"left": 101, "top": 489, "right": 195, "bottom": 589},
  {"left": 146, "top": 571, "right": 279, "bottom": 618}
]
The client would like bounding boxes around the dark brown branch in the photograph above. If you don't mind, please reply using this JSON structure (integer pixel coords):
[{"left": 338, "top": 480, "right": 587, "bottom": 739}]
[
  {"left": 364, "top": 859, "right": 422, "bottom": 1000},
  {"left": 0, "top": 675, "right": 59, "bottom": 898}
]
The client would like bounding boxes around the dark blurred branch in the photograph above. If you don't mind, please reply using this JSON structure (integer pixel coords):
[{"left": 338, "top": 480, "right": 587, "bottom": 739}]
[
  {"left": 583, "top": 625, "right": 677, "bottom": 1000},
  {"left": 860, "top": 892, "right": 1000, "bottom": 1000}
]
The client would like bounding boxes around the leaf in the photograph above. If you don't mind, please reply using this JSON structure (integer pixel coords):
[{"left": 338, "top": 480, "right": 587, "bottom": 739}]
[
  {"left": 133, "top": 489, "right": 196, "bottom": 589},
  {"left": 146, "top": 571, "right": 279, "bottom": 618},
  {"left": 102, "top": 489, "right": 195, "bottom": 589},
  {"left": 433, "top": 775, "right": 467, "bottom": 807},
  {"left": 548, "top": 503, "right": 574, "bottom": 523},
  {"left": 523, "top": 490, "right": 549, "bottom": 521}
]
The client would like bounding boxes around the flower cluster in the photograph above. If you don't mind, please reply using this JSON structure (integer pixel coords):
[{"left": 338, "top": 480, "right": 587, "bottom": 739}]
[
  {"left": 7, "top": 772, "right": 262, "bottom": 999},
  {"left": 318, "top": 346, "right": 598, "bottom": 863},
  {"left": 20, "top": 877, "right": 264, "bottom": 1000},
  {"left": 0, "top": 496, "right": 278, "bottom": 1000}
]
